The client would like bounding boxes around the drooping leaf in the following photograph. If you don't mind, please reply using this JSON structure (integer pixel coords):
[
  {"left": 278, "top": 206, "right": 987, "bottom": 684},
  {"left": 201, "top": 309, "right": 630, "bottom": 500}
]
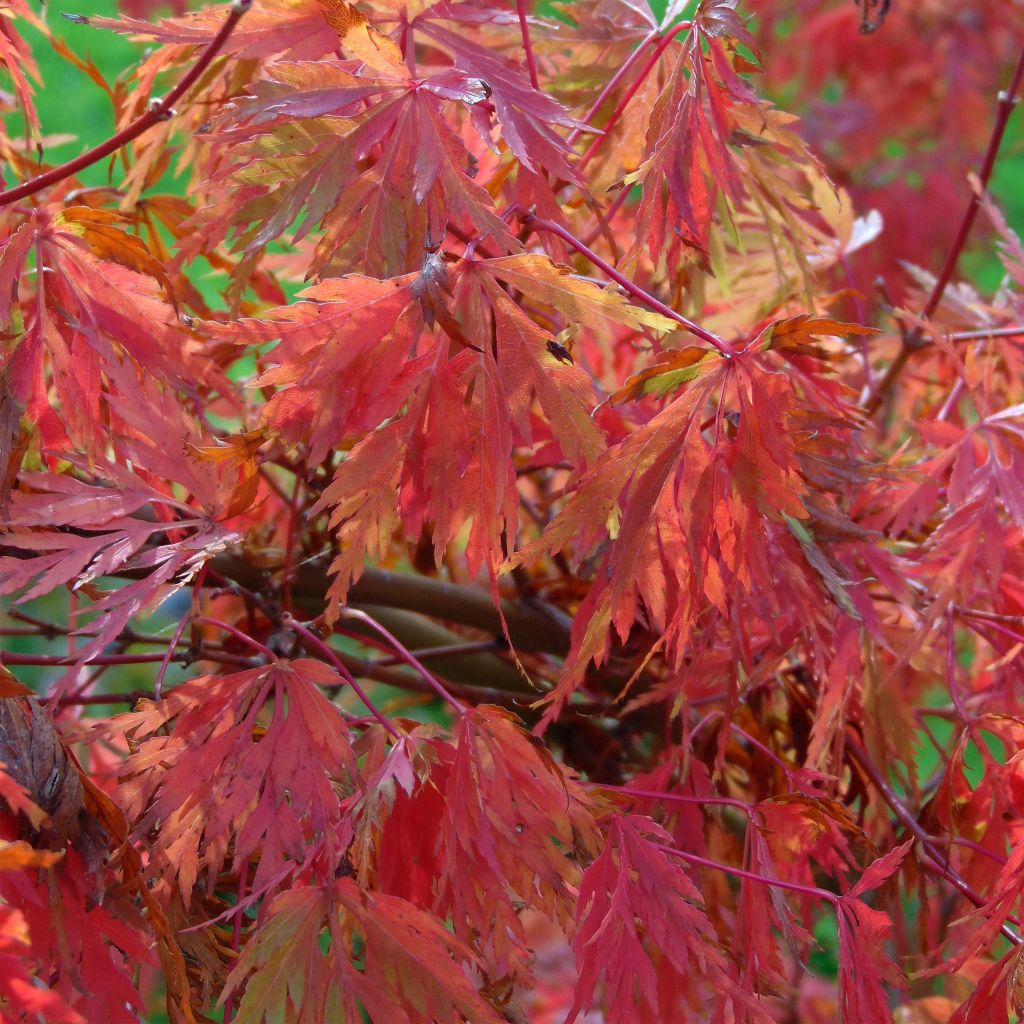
[
  {"left": 93, "top": 0, "right": 339, "bottom": 61},
  {"left": 568, "top": 814, "right": 745, "bottom": 1023},
  {"left": 481, "top": 253, "right": 678, "bottom": 333},
  {"left": 415, "top": 6, "right": 592, "bottom": 183},
  {"left": 436, "top": 706, "right": 601, "bottom": 980},
  {"left": 0, "top": 465, "right": 240, "bottom": 669},
  {"left": 0, "top": 848, "right": 153, "bottom": 1024},
  {"left": 223, "top": 877, "right": 506, "bottom": 1024},
  {"left": 196, "top": 47, "right": 517, "bottom": 277},
  {"left": 0, "top": 0, "right": 44, "bottom": 142},
  {"left": 202, "top": 275, "right": 422, "bottom": 463},
  {"left": 835, "top": 841, "right": 913, "bottom": 1022},
  {"left": 113, "top": 660, "right": 359, "bottom": 898}
]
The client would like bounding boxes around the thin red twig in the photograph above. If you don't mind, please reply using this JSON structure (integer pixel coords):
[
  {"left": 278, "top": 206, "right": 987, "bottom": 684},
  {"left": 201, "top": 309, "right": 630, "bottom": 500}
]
[
  {"left": 197, "top": 616, "right": 277, "bottom": 661},
  {"left": 864, "top": 43, "right": 1024, "bottom": 415},
  {"left": 731, "top": 723, "right": 794, "bottom": 777},
  {"left": 577, "top": 21, "right": 692, "bottom": 171},
  {"left": 156, "top": 614, "right": 192, "bottom": 700},
  {"left": 1, "top": 649, "right": 255, "bottom": 669},
  {"left": 522, "top": 213, "right": 734, "bottom": 354},
  {"left": 515, "top": 0, "right": 540, "bottom": 91},
  {"left": 947, "top": 325, "right": 1024, "bottom": 342},
  {"left": 48, "top": 691, "right": 152, "bottom": 706},
  {"left": 0, "top": 0, "right": 252, "bottom": 208},
  {"left": 3, "top": 652, "right": 173, "bottom": 666},
  {"left": 337, "top": 607, "right": 465, "bottom": 716},
  {"left": 566, "top": 29, "right": 660, "bottom": 150},
  {"left": 927, "top": 834, "right": 1007, "bottom": 867},
  {"left": 373, "top": 639, "right": 503, "bottom": 666},
  {"left": 921, "top": 47, "right": 1024, "bottom": 324},
  {"left": 846, "top": 734, "right": 1021, "bottom": 945},
  {"left": 657, "top": 843, "right": 838, "bottom": 904},
  {"left": 602, "top": 784, "right": 754, "bottom": 816},
  {"left": 283, "top": 614, "right": 402, "bottom": 738},
  {"left": 5, "top": 609, "right": 64, "bottom": 633},
  {"left": 582, "top": 184, "right": 632, "bottom": 246}
]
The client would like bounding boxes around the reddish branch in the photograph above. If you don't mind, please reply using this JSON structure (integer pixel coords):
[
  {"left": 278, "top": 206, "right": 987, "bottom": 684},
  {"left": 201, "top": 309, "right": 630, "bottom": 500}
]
[
  {"left": 566, "top": 29, "right": 660, "bottom": 150},
  {"left": 576, "top": 21, "right": 693, "bottom": 171},
  {"left": 515, "top": 0, "right": 540, "bottom": 91},
  {"left": 522, "top": 212, "right": 735, "bottom": 354},
  {"left": 155, "top": 613, "right": 191, "bottom": 699},
  {"left": 846, "top": 734, "right": 1021, "bottom": 946},
  {"left": 196, "top": 615, "right": 277, "bottom": 661},
  {"left": 658, "top": 843, "right": 840, "bottom": 905},
  {"left": 2, "top": 651, "right": 174, "bottom": 666},
  {"left": 2, "top": 649, "right": 258, "bottom": 669},
  {"left": 865, "top": 42, "right": 1024, "bottom": 415},
  {"left": 947, "top": 325, "right": 1024, "bottom": 342},
  {"left": 282, "top": 613, "right": 401, "bottom": 738},
  {"left": 0, "top": 0, "right": 251, "bottom": 208},
  {"left": 337, "top": 607, "right": 466, "bottom": 715},
  {"left": 603, "top": 784, "right": 754, "bottom": 817},
  {"left": 373, "top": 638, "right": 503, "bottom": 665}
]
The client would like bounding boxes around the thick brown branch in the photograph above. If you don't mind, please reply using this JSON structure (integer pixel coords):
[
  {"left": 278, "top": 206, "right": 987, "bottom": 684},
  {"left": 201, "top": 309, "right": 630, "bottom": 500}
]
[
  {"left": 214, "top": 554, "right": 568, "bottom": 695},
  {"left": 211, "top": 554, "right": 572, "bottom": 657},
  {"left": 342, "top": 604, "right": 537, "bottom": 696},
  {"left": 0, "top": 539, "right": 566, "bottom": 695}
]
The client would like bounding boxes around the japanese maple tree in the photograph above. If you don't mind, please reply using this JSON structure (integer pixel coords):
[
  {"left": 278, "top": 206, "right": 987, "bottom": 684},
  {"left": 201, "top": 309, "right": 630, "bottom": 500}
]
[{"left": 2, "top": 0, "right": 1024, "bottom": 1020}]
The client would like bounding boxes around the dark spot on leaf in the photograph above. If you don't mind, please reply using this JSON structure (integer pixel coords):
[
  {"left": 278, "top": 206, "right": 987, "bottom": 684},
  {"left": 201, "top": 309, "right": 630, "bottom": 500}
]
[{"left": 546, "top": 340, "right": 574, "bottom": 365}]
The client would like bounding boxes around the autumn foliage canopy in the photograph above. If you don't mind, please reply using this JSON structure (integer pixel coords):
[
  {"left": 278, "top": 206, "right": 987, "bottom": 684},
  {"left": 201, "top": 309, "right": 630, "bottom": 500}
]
[{"left": 2, "top": 0, "right": 1024, "bottom": 1020}]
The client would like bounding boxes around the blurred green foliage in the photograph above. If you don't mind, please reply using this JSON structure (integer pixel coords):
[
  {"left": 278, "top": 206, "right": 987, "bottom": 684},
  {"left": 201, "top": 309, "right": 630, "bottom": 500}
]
[{"left": 16, "top": 1, "right": 147, "bottom": 185}]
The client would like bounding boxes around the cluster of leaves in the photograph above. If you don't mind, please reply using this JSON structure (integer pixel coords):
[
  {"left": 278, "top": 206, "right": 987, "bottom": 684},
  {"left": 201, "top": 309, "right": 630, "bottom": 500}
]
[{"left": 1, "top": 0, "right": 1024, "bottom": 1021}]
